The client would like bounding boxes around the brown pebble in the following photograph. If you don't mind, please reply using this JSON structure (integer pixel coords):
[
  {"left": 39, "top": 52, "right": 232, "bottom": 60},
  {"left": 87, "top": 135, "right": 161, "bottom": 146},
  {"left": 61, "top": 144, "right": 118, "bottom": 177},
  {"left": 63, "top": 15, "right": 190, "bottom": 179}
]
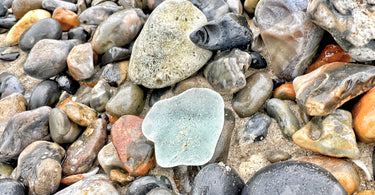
[
  {"left": 52, "top": 7, "right": 80, "bottom": 31},
  {"left": 109, "top": 169, "right": 135, "bottom": 185},
  {"left": 273, "top": 83, "right": 295, "bottom": 100}
]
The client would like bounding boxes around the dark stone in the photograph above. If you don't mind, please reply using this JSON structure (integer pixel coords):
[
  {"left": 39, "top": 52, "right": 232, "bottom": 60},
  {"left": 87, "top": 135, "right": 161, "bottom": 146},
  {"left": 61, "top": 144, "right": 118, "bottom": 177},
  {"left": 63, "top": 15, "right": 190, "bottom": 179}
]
[
  {"left": 242, "top": 161, "right": 347, "bottom": 195},
  {"left": 149, "top": 87, "right": 170, "bottom": 107},
  {"left": 29, "top": 80, "right": 61, "bottom": 110},
  {"left": 90, "top": 80, "right": 111, "bottom": 112},
  {"left": 0, "top": 106, "right": 51, "bottom": 162},
  {"left": 42, "top": 0, "right": 77, "bottom": 12},
  {"left": 173, "top": 166, "right": 199, "bottom": 194},
  {"left": 0, "top": 178, "right": 25, "bottom": 195},
  {"left": 243, "top": 113, "right": 271, "bottom": 142},
  {"left": 68, "top": 27, "right": 90, "bottom": 42},
  {"left": 0, "top": 74, "right": 24, "bottom": 99},
  {"left": 101, "top": 46, "right": 131, "bottom": 65},
  {"left": 0, "top": 52, "right": 19, "bottom": 61},
  {"left": 49, "top": 107, "right": 81, "bottom": 144},
  {"left": 100, "top": 62, "right": 127, "bottom": 87},
  {"left": 19, "top": 18, "right": 62, "bottom": 51},
  {"left": 189, "top": 0, "right": 229, "bottom": 21},
  {"left": 74, "top": 85, "right": 92, "bottom": 106},
  {"left": 55, "top": 74, "right": 80, "bottom": 94},
  {"left": 272, "top": 78, "right": 285, "bottom": 90},
  {"left": 127, "top": 175, "right": 173, "bottom": 195},
  {"left": 249, "top": 52, "right": 267, "bottom": 69},
  {"left": 190, "top": 13, "right": 252, "bottom": 51},
  {"left": 0, "top": 2, "right": 6, "bottom": 17},
  {"left": 78, "top": 4, "right": 121, "bottom": 25},
  {"left": 192, "top": 163, "right": 244, "bottom": 195},
  {"left": 0, "top": 14, "right": 16, "bottom": 29}
]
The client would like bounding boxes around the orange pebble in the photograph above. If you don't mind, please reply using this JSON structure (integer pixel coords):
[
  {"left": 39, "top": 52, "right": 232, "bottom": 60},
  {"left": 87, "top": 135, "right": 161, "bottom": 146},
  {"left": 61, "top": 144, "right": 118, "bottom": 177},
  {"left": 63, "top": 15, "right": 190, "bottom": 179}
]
[
  {"left": 352, "top": 88, "right": 375, "bottom": 143},
  {"left": 273, "top": 83, "right": 295, "bottom": 100},
  {"left": 52, "top": 7, "right": 80, "bottom": 31}
]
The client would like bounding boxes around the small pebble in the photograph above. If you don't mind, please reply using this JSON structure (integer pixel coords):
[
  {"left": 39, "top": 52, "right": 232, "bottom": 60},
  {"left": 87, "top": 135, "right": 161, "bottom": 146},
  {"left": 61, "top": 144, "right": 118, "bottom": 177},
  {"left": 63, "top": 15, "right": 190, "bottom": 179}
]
[
  {"left": 29, "top": 80, "right": 61, "bottom": 110},
  {"left": 98, "top": 142, "right": 124, "bottom": 174},
  {"left": 49, "top": 107, "right": 81, "bottom": 144},
  {"left": 242, "top": 113, "right": 271, "bottom": 142},
  {"left": 100, "top": 61, "right": 129, "bottom": 87},
  {"left": 101, "top": 46, "right": 131, "bottom": 65},
  {"left": 352, "top": 88, "right": 375, "bottom": 143},
  {"left": 0, "top": 74, "right": 24, "bottom": 98},
  {"left": 52, "top": 7, "right": 80, "bottom": 31},
  {"left": 67, "top": 43, "right": 96, "bottom": 81},
  {"left": 265, "top": 150, "right": 291, "bottom": 163},
  {"left": 0, "top": 162, "right": 13, "bottom": 179},
  {"left": 55, "top": 74, "right": 80, "bottom": 94},
  {"left": 90, "top": 80, "right": 111, "bottom": 112},
  {"left": 68, "top": 27, "right": 90, "bottom": 42},
  {"left": 273, "top": 83, "right": 296, "bottom": 100},
  {"left": 126, "top": 175, "right": 172, "bottom": 195}
]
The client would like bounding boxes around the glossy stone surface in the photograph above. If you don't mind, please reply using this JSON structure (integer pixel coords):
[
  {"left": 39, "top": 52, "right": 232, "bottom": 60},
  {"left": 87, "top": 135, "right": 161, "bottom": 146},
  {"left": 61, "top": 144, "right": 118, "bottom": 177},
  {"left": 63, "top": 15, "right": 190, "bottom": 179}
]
[
  {"left": 266, "top": 98, "right": 300, "bottom": 140},
  {"left": 100, "top": 61, "right": 129, "bottom": 87},
  {"left": 67, "top": 43, "right": 96, "bottom": 81},
  {"left": 58, "top": 98, "right": 97, "bottom": 126},
  {"left": 192, "top": 163, "right": 244, "bottom": 195},
  {"left": 29, "top": 80, "right": 60, "bottom": 109},
  {"left": 0, "top": 74, "right": 24, "bottom": 98},
  {"left": 18, "top": 18, "right": 62, "bottom": 51},
  {"left": 0, "top": 178, "right": 25, "bottom": 195},
  {"left": 0, "top": 106, "right": 51, "bottom": 162},
  {"left": 101, "top": 47, "right": 131, "bottom": 65},
  {"left": 52, "top": 7, "right": 80, "bottom": 31},
  {"left": 242, "top": 113, "right": 271, "bottom": 142},
  {"left": 90, "top": 80, "right": 111, "bottom": 112},
  {"left": 61, "top": 167, "right": 99, "bottom": 185},
  {"left": 242, "top": 161, "right": 347, "bottom": 195},
  {"left": 352, "top": 88, "right": 375, "bottom": 143},
  {"left": 273, "top": 83, "right": 296, "bottom": 100},
  {"left": 128, "top": 0, "right": 212, "bottom": 88},
  {"left": 62, "top": 119, "right": 106, "bottom": 176},
  {"left": 0, "top": 51, "right": 19, "bottom": 61},
  {"left": 98, "top": 142, "right": 124, "bottom": 174},
  {"left": 79, "top": 3, "right": 121, "bottom": 25},
  {"left": 252, "top": 0, "right": 323, "bottom": 80},
  {"left": 11, "top": 0, "right": 44, "bottom": 19},
  {"left": 190, "top": 12, "right": 252, "bottom": 51},
  {"left": 293, "top": 62, "right": 375, "bottom": 116},
  {"left": 126, "top": 175, "right": 172, "bottom": 195},
  {"left": 143, "top": 88, "right": 224, "bottom": 167},
  {"left": 249, "top": 52, "right": 267, "bottom": 69},
  {"left": 189, "top": 0, "right": 229, "bottom": 21},
  {"left": 204, "top": 49, "right": 251, "bottom": 93},
  {"left": 109, "top": 169, "right": 135, "bottom": 185},
  {"left": 49, "top": 108, "right": 81, "bottom": 144},
  {"left": 11, "top": 141, "right": 65, "bottom": 195},
  {"left": 293, "top": 109, "right": 360, "bottom": 159},
  {"left": 0, "top": 14, "right": 16, "bottom": 29},
  {"left": 232, "top": 72, "right": 273, "bottom": 118},
  {"left": 244, "top": 0, "right": 259, "bottom": 14}
]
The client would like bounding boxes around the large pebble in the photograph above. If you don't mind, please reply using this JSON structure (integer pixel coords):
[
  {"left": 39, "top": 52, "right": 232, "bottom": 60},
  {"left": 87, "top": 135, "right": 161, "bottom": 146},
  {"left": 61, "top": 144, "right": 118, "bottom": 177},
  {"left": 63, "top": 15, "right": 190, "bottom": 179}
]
[
  {"left": 79, "top": 3, "right": 121, "bottom": 25},
  {"left": 128, "top": 0, "right": 212, "bottom": 88},
  {"left": 49, "top": 108, "right": 81, "bottom": 144},
  {"left": 67, "top": 43, "right": 96, "bottom": 81},
  {"left": 126, "top": 175, "right": 172, "bottom": 195},
  {"left": 189, "top": 0, "right": 229, "bottom": 21},
  {"left": 293, "top": 109, "right": 359, "bottom": 159},
  {"left": 11, "top": 0, "right": 44, "bottom": 19},
  {"left": 242, "top": 161, "right": 347, "bottom": 194},
  {"left": 29, "top": 80, "right": 61, "bottom": 110},
  {"left": 52, "top": 7, "right": 80, "bottom": 31},
  {"left": 352, "top": 88, "right": 375, "bottom": 143},
  {"left": 62, "top": 119, "right": 106, "bottom": 176},
  {"left": 90, "top": 80, "right": 111, "bottom": 112},
  {"left": 0, "top": 74, "right": 24, "bottom": 99},
  {"left": 293, "top": 62, "right": 375, "bottom": 116},
  {"left": 98, "top": 142, "right": 124, "bottom": 174},
  {"left": 68, "top": 27, "right": 90, "bottom": 42},
  {"left": 0, "top": 178, "right": 25, "bottom": 195},
  {"left": 0, "top": 106, "right": 51, "bottom": 162},
  {"left": 232, "top": 72, "right": 273, "bottom": 118}
]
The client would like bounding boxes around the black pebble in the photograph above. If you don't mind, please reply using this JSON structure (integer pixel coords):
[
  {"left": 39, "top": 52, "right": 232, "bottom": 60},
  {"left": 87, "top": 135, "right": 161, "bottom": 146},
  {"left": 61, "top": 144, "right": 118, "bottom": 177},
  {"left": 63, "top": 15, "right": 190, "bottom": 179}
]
[
  {"left": 249, "top": 52, "right": 267, "bottom": 69},
  {"left": 29, "top": 80, "right": 61, "bottom": 110},
  {"left": 272, "top": 78, "right": 285, "bottom": 90},
  {"left": 0, "top": 14, "right": 16, "bottom": 29},
  {"left": 55, "top": 74, "right": 80, "bottom": 94}
]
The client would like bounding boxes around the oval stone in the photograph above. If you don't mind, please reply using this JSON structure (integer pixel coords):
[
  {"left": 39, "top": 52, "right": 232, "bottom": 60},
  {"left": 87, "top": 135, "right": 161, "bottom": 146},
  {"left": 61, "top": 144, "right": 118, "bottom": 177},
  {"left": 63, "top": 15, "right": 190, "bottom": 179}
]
[
  {"left": 59, "top": 98, "right": 97, "bottom": 127},
  {"left": 242, "top": 113, "right": 271, "bottom": 142},
  {"left": 52, "top": 7, "right": 80, "bottom": 31},
  {"left": 42, "top": 0, "right": 77, "bottom": 12},
  {"left": 0, "top": 178, "right": 25, "bottom": 195},
  {"left": 78, "top": 4, "right": 121, "bottom": 25},
  {"left": 0, "top": 74, "right": 25, "bottom": 99},
  {"left": 352, "top": 88, "right": 375, "bottom": 143},
  {"left": 49, "top": 108, "right": 81, "bottom": 144},
  {"left": 67, "top": 43, "right": 96, "bottom": 81},
  {"left": 29, "top": 80, "right": 61, "bottom": 110},
  {"left": 90, "top": 80, "right": 111, "bottom": 112},
  {"left": 273, "top": 83, "right": 296, "bottom": 100},
  {"left": 11, "top": 0, "right": 44, "bottom": 19},
  {"left": 68, "top": 27, "right": 90, "bottom": 42},
  {"left": 98, "top": 142, "right": 124, "bottom": 174}
]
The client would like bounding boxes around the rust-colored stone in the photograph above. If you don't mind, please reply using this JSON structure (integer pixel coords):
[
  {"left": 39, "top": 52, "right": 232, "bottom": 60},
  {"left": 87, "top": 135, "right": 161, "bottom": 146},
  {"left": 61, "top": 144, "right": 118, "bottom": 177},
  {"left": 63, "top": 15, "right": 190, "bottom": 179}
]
[
  {"left": 108, "top": 115, "right": 118, "bottom": 124},
  {"left": 352, "top": 88, "right": 375, "bottom": 143},
  {"left": 273, "top": 83, "right": 295, "bottom": 100},
  {"left": 52, "top": 7, "right": 80, "bottom": 31},
  {"left": 109, "top": 169, "right": 135, "bottom": 185},
  {"left": 61, "top": 174, "right": 85, "bottom": 185}
]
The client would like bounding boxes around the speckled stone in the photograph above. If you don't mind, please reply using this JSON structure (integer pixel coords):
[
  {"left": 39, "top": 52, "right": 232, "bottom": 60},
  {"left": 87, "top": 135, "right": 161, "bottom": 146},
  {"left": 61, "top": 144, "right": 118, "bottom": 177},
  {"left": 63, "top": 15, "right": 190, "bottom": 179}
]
[
  {"left": 126, "top": 175, "right": 172, "bottom": 195},
  {"left": 55, "top": 74, "right": 80, "bottom": 94},
  {"left": 58, "top": 98, "right": 97, "bottom": 127},
  {"left": 49, "top": 108, "right": 81, "bottom": 144},
  {"left": 79, "top": 3, "right": 121, "bottom": 25},
  {"left": 0, "top": 94, "right": 27, "bottom": 137},
  {"left": 67, "top": 43, "right": 96, "bottom": 81},
  {"left": 101, "top": 47, "right": 131, "bottom": 65},
  {"left": 242, "top": 113, "right": 271, "bottom": 143},
  {"left": 11, "top": 0, "right": 44, "bottom": 19},
  {"left": 0, "top": 178, "right": 25, "bottom": 195},
  {"left": 128, "top": 0, "right": 212, "bottom": 88},
  {"left": 29, "top": 80, "right": 61, "bottom": 110}
]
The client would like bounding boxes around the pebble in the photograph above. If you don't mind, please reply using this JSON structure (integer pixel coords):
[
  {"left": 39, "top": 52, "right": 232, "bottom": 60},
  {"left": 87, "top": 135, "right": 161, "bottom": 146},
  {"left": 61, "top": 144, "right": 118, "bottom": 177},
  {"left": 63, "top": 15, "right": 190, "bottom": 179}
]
[
  {"left": 204, "top": 49, "right": 251, "bottom": 94},
  {"left": 244, "top": 0, "right": 258, "bottom": 14},
  {"left": 0, "top": 14, "right": 16, "bottom": 29},
  {"left": 0, "top": 178, "right": 25, "bottom": 195},
  {"left": 0, "top": 94, "right": 26, "bottom": 137},
  {"left": 49, "top": 107, "right": 81, "bottom": 144},
  {"left": 52, "top": 7, "right": 80, "bottom": 31},
  {"left": 0, "top": 162, "right": 13, "bottom": 178},
  {"left": 242, "top": 161, "right": 347, "bottom": 194},
  {"left": 249, "top": 52, "right": 267, "bottom": 69},
  {"left": 58, "top": 98, "right": 97, "bottom": 126},
  {"left": 225, "top": 0, "right": 243, "bottom": 14},
  {"left": 0, "top": 2, "right": 6, "bottom": 17},
  {"left": 126, "top": 175, "right": 172, "bottom": 195},
  {"left": 149, "top": 87, "right": 171, "bottom": 107},
  {"left": 296, "top": 156, "right": 359, "bottom": 194},
  {"left": 67, "top": 43, "right": 96, "bottom": 81},
  {"left": 72, "top": 85, "right": 92, "bottom": 105},
  {"left": 0, "top": 106, "right": 51, "bottom": 162},
  {"left": 242, "top": 113, "right": 271, "bottom": 143},
  {"left": 109, "top": 169, "right": 135, "bottom": 185},
  {"left": 192, "top": 163, "right": 244, "bottom": 195},
  {"left": 190, "top": 12, "right": 252, "bottom": 51},
  {"left": 101, "top": 47, "right": 131, "bottom": 65},
  {"left": 266, "top": 98, "right": 300, "bottom": 140},
  {"left": 111, "top": 115, "right": 155, "bottom": 176},
  {"left": 29, "top": 80, "right": 61, "bottom": 109},
  {"left": 173, "top": 75, "right": 212, "bottom": 95},
  {"left": 0, "top": 74, "right": 25, "bottom": 98},
  {"left": 189, "top": 0, "right": 229, "bottom": 21},
  {"left": 173, "top": 166, "right": 199, "bottom": 194},
  {"left": 55, "top": 74, "right": 80, "bottom": 94},
  {"left": 105, "top": 81, "right": 145, "bottom": 118},
  {"left": 68, "top": 27, "right": 90, "bottom": 42},
  {"left": 90, "top": 80, "right": 111, "bottom": 112},
  {"left": 100, "top": 61, "right": 129, "bottom": 87},
  {"left": 147, "top": 188, "right": 176, "bottom": 195},
  {"left": 23, "top": 39, "right": 76, "bottom": 79},
  {"left": 265, "top": 150, "right": 291, "bottom": 163},
  {"left": 293, "top": 109, "right": 360, "bottom": 159},
  {"left": 0, "top": 51, "right": 20, "bottom": 61},
  {"left": 78, "top": 3, "right": 121, "bottom": 25},
  {"left": 142, "top": 88, "right": 224, "bottom": 167},
  {"left": 252, "top": 0, "right": 323, "bottom": 80},
  {"left": 11, "top": 0, "right": 44, "bottom": 19},
  {"left": 273, "top": 83, "right": 296, "bottom": 100},
  {"left": 42, "top": 0, "right": 77, "bottom": 12},
  {"left": 352, "top": 88, "right": 375, "bottom": 143},
  {"left": 62, "top": 118, "right": 106, "bottom": 176},
  {"left": 232, "top": 72, "right": 273, "bottom": 118},
  {"left": 293, "top": 62, "right": 375, "bottom": 116},
  {"left": 91, "top": 8, "right": 146, "bottom": 54},
  {"left": 98, "top": 142, "right": 124, "bottom": 174},
  {"left": 5, "top": 9, "right": 51, "bottom": 45},
  {"left": 61, "top": 167, "right": 99, "bottom": 185},
  {"left": 128, "top": 0, "right": 212, "bottom": 88},
  {"left": 357, "top": 191, "right": 375, "bottom": 195},
  {"left": 11, "top": 141, "right": 65, "bottom": 195}
]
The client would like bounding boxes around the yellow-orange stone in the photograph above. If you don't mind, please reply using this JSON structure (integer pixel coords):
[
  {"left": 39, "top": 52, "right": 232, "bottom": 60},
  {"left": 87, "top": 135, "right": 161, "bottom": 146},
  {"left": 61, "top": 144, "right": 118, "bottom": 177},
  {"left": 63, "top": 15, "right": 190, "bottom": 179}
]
[
  {"left": 352, "top": 88, "right": 375, "bottom": 143},
  {"left": 273, "top": 83, "right": 296, "bottom": 100},
  {"left": 52, "top": 7, "right": 80, "bottom": 31},
  {"left": 5, "top": 9, "right": 51, "bottom": 45}
]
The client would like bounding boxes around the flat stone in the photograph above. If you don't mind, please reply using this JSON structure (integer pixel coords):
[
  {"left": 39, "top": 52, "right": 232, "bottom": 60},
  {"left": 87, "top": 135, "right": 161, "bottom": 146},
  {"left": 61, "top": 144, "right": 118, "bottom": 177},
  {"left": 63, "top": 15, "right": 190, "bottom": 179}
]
[
  {"left": 352, "top": 88, "right": 375, "bottom": 143},
  {"left": 0, "top": 106, "right": 51, "bottom": 162},
  {"left": 90, "top": 80, "right": 111, "bottom": 112},
  {"left": 242, "top": 113, "right": 271, "bottom": 143},
  {"left": 293, "top": 109, "right": 360, "bottom": 159},
  {"left": 128, "top": 0, "right": 212, "bottom": 88},
  {"left": 273, "top": 83, "right": 296, "bottom": 100},
  {"left": 29, "top": 80, "right": 61, "bottom": 110},
  {"left": 0, "top": 52, "right": 20, "bottom": 61},
  {"left": 142, "top": 88, "right": 224, "bottom": 167},
  {"left": 91, "top": 8, "right": 146, "bottom": 54},
  {"left": 61, "top": 167, "right": 99, "bottom": 185},
  {"left": 18, "top": 18, "right": 62, "bottom": 51},
  {"left": 58, "top": 98, "right": 97, "bottom": 127},
  {"left": 62, "top": 119, "right": 106, "bottom": 176},
  {"left": 242, "top": 161, "right": 347, "bottom": 195},
  {"left": 0, "top": 74, "right": 25, "bottom": 99},
  {"left": 293, "top": 62, "right": 375, "bottom": 116},
  {"left": 251, "top": 0, "right": 323, "bottom": 80},
  {"left": 11, "top": 0, "right": 44, "bottom": 19},
  {"left": 126, "top": 175, "right": 172, "bottom": 195},
  {"left": 98, "top": 142, "right": 124, "bottom": 174},
  {"left": 49, "top": 108, "right": 81, "bottom": 144},
  {"left": 0, "top": 178, "right": 25, "bottom": 195},
  {"left": 232, "top": 72, "right": 273, "bottom": 118},
  {"left": 100, "top": 61, "right": 129, "bottom": 87},
  {"left": 189, "top": 0, "right": 229, "bottom": 21},
  {"left": 0, "top": 162, "right": 13, "bottom": 179},
  {"left": 11, "top": 141, "right": 65, "bottom": 195},
  {"left": 79, "top": 4, "right": 121, "bottom": 25},
  {"left": 67, "top": 43, "right": 96, "bottom": 81},
  {"left": 52, "top": 7, "right": 80, "bottom": 31},
  {"left": 42, "top": 0, "right": 77, "bottom": 12}
]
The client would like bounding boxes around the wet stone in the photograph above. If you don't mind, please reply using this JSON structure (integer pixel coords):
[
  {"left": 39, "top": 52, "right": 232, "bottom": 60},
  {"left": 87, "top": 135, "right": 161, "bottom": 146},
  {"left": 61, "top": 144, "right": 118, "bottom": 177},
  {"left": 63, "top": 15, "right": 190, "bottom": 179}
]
[
  {"left": 101, "top": 47, "right": 131, "bottom": 65},
  {"left": 352, "top": 88, "right": 375, "bottom": 143},
  {"left": 190, "top": 12, "right": 252, "bottom": 51},
  {"left": 111, "top": 115, "right": 155, "bottom": 176},
  {"left": 0, "top": 162, "right": 13, "bottom": 178},
  {"left": 0, "top": 14, "right": 17, "bottom": 29},
  {"left": 29, "top": 80, "right": 61, "bottom": 110},
  {"left": 265, "top": 150, "right": 291, "bottom": 163},
  {"left": 79, "top": 3, "right": 121, "bottom": 25},
  {"left": 52, "top": 7, "right": 80, "bottom": 31},
  {"left": 23, "top": 39, "right": 76, "bottom": 79},
  {"left": 242, "top": 161, "right": 347, "bottom": 195},
  {"left": 11, "top": 141, "right": 65, "bottom": 195},
  {"left": 128, "top": 0, "right": 212, "bottom": 88},
  {"left": 293, "top": 109, "right": 360, "bottom": 159},
  {"left": 266, "top": 98, "right": 300, "bottom": 140},
  {"left": 149, "top": 87, "right": 171, "bottom": 107},
  {"left": 100, "top": 61, "right": 129, "bottom": 87},
  {"left": 252, "top": 0, "right": 323, "bottom": 80},
  {"left": 98, "top": 142, "right": 124, "bottom": 174},
  {"left": 11, "top": 0, "right": 44, "bottom": 19},
  {"left": 0, "top": 178, "right": 25, "bottom": 195},
  {"left": 55, "top": 74, "right": 80, "bottom": 94},
  {"left": 49, "top": 108, "right": 81, "bottom": 144},
  {"left": 232, "top": 72, "right": 273, "bottom": 118},
  {"left": 68, "top": 27, "right": 90, "bottom": 42},
  {"left": 18, "top": 18, "right": 62, "bottom": 51},
  {"left": 72, "top": 85, "right": 92, "bottom": 105},
  {"left": 189, "top": 0, "right": 229, "bottom": 21},
  {"left": 173, "top": 166, "right": 199, "bottom": 194},
  {"left": 204, "top": 49, "right": 251, "bottom": 94},
  {"left": 42, "top": 0, "right": 77, "bottom": 12},
  {"left": 0, "top": 106, "right": 51, "bottom": 162},
  {"left": 242, "top": 113, "right": 271, "bottom": 143},
  {"left": 0, "top": 74, "right": 24, "bottom": 98},
  {"left": 0, "top": 1, "right": 7, "bottom": 17},
  {"left": 90, "top": 80, "right": 111, "bottom": 112},
  {"left": 58, "top": 97, "right": 97, "bottom": 127},
  {"left": 105, "top": 81, "right": 145, "bottom": 118},
  {"left": 126, "top": 175, "right": 172, "bottom": 195},
  {"left": 62, "top": 119, "right": 106, "bottom": 176},
  {"left": 273, "top": 83, "right": 296, "bottom": 100},
  {"left": 293, "top": 62, "right": 375, "bottom": 116},
  {"left": 192, "top": 163, "right": 244, "bottom": 195},
  {"left": 67, "top": 43, "right": 96, "bottom": 81},
  {"left": 249, "top": 52, "right": 267, "bottom": 69}
]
